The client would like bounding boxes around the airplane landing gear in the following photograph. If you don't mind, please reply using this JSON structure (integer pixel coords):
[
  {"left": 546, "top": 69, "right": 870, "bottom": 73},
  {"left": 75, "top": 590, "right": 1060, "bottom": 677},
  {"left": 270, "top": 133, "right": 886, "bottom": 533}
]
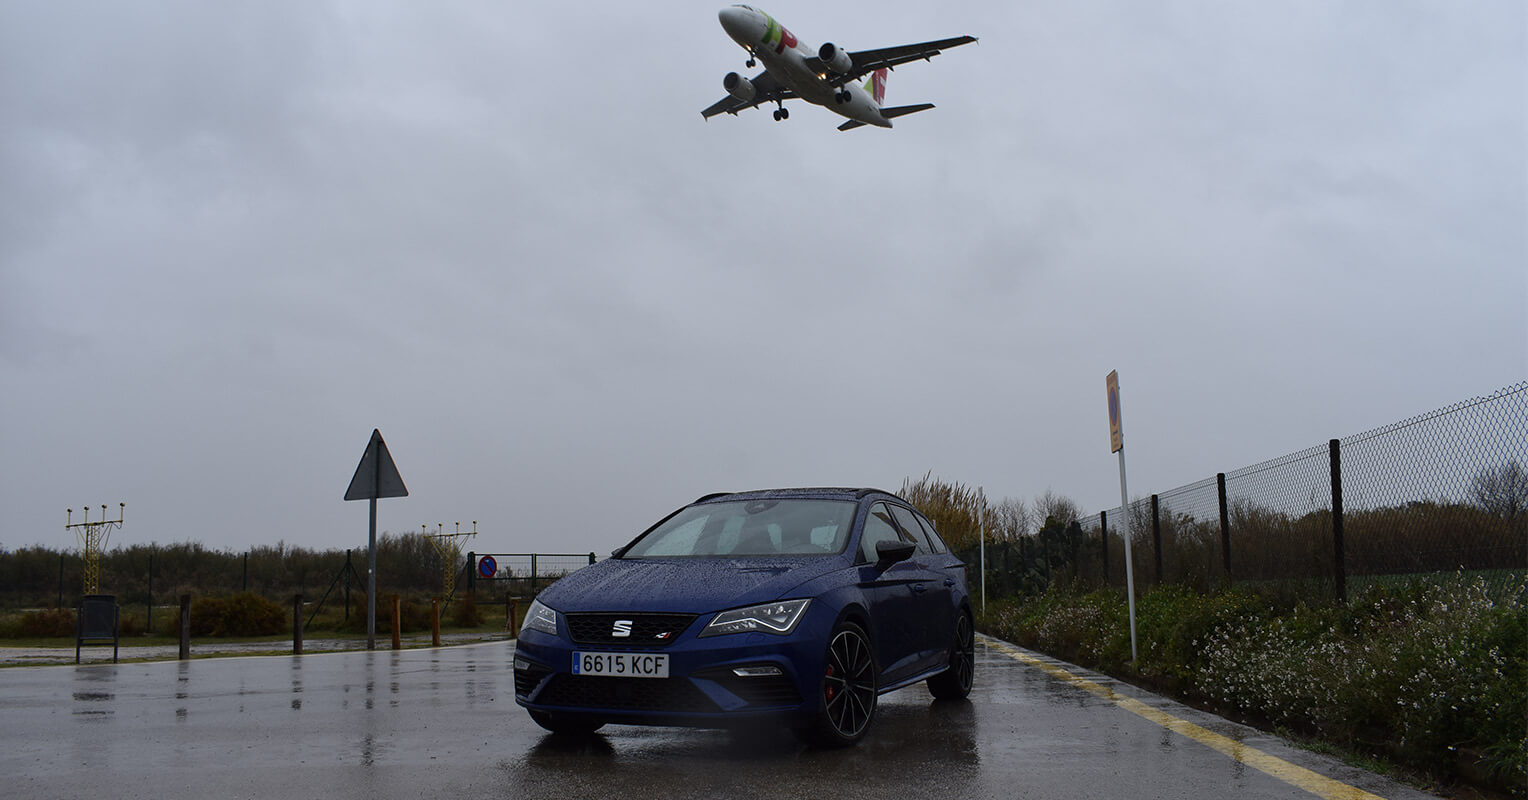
[
  {"left": 772, "top": 107, "right": 790, "bottom": 121},
  {"left": 746, "top": 57, "right": 756, "bottom": 68}
]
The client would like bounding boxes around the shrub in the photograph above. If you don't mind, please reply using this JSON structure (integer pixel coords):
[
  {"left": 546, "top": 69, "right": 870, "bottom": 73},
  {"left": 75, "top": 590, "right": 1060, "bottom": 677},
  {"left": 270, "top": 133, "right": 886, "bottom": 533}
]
[
  {"left": 979, "top": 574, "right": 1528, "bottom": 794},
  {"left": 451, "top": 593, "right": 482, "bottom": 628},
  {"left": 17, "top": 608, "right": 77, "bottom": 638},
  {"left": 980, "top": 588, "right": 1129, "bottom": 671},
  {"left": 901, "top": 472, "right": 985, "bottom": 551},
  {"left": 340, "top": 593, "right": 433, "bottom": 634},
  {"left": 189, "top": 593, "right": 286, "bottom": 637}
]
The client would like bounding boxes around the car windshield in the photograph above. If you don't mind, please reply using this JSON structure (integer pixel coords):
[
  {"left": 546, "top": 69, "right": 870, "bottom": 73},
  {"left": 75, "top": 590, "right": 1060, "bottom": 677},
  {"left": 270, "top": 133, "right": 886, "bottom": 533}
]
[{"left": 623, "top": 499, "right": 857, "bottom": 558}]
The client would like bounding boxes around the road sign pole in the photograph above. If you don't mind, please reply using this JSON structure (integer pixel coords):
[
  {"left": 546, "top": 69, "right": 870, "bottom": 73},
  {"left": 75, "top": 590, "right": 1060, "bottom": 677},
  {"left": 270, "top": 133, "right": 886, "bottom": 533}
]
[
  {"left": 978, "top": 487, "right": 986, "bottom": 614},
  {"left": 367, "top": 497, "right": 377, "bottom": 650},
  {"left": 1117, "top": 447, "right": 1138, "bottom": 663},
  {"left": 345, "top": 429, "right": 408, "bottom": 653},
  {"left": 1106, "top": 370, "right": 1139, "bottom": 664}
]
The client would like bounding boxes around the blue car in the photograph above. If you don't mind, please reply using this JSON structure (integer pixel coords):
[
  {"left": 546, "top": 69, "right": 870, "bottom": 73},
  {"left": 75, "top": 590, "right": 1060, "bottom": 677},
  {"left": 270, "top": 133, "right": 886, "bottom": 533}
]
[{"left": 513, "top": 487, "right": 974, "bottom": 746}]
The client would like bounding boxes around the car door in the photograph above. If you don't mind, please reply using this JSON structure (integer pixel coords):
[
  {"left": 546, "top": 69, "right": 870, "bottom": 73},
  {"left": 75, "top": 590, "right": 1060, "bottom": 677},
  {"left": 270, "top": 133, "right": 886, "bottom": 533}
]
[
  {"left": 857, "top": 501, "right": 929, "bottom": 687},
  {"left": 888, "top": 503, "right": 956, "bottom": 673}
]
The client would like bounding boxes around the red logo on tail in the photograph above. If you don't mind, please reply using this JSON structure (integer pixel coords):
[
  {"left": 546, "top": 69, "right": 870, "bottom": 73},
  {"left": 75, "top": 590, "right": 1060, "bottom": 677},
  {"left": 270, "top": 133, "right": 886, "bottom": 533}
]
[{"left": 871, "top": 69, "right": 887, "bottom": 105}]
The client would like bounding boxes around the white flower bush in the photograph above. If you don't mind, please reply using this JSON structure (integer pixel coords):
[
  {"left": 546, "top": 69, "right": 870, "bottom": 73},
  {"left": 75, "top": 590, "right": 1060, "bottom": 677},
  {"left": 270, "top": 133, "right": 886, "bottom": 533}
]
[{"left": 981, "top": 573, "right": 1527, "bottom": 791}]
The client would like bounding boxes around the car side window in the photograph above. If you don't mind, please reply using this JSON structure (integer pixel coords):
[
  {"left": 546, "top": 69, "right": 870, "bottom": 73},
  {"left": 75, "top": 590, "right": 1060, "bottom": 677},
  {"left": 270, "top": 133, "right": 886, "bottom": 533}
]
[
  {"left": 913, "top": 510, "right": 949, "bottom": 554},
  {"left": 889, "top": 505, "right": 933, "bottom": 556},
  {"left": 858, "top": 502, "right": 906, "bottom": 564}
]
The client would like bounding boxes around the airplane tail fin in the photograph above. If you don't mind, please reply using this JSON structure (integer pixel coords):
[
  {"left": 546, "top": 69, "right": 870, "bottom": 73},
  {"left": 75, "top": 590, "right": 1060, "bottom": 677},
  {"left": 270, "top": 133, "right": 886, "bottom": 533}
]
[{"left": 863, "top": 68, "right": 888, "bottom": 105}]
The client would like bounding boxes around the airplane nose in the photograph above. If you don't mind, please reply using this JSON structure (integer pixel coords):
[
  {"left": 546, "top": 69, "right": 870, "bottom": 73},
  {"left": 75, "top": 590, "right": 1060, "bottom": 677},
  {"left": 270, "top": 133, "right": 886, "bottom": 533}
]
[{"left": 718, "top": 7, "right": 757, "bottom": 41}]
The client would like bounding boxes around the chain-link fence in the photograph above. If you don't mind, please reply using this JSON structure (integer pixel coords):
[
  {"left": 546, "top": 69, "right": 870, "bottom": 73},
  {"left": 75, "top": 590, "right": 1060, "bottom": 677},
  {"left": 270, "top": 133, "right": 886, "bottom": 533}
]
[
  {"left": 976, "top": 382, "right": 1527, "bottom": 604},
  {"left": 465, "top": 552, "right": 598, "bottom": 598}
]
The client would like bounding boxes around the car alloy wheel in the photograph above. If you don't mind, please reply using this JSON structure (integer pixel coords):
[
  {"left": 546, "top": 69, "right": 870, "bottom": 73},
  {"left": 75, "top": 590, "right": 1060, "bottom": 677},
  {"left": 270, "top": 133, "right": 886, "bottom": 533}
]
[
  {"left": 807, "top": 621, "right": 877, "bottom": 746},
  {"left": 927, "top": 612, "right": 975, "bottom": 700}
]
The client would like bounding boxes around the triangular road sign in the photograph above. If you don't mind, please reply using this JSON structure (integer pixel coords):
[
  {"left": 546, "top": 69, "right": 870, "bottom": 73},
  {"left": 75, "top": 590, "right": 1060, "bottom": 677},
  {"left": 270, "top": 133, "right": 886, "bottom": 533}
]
[{"left": 344, "top": 429, "right": 409, "bottom": 501}]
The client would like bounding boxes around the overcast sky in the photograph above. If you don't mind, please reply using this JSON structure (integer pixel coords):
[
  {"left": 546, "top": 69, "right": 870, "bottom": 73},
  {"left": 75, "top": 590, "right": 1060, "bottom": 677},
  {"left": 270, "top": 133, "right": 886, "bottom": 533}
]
[{"left": 2, "top": 1, "right": 1523, "bottom": 558}]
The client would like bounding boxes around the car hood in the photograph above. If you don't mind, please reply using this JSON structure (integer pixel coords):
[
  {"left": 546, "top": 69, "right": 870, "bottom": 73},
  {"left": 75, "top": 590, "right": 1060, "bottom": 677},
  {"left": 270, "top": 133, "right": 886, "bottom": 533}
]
[{"left": 536, "top": 556, "right": 844, "bottom": 614}]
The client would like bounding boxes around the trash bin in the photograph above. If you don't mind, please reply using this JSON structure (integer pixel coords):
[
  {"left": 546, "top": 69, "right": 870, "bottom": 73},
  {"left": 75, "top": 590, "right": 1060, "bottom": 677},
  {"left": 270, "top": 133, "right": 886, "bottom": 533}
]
[{"left": 76, "top": 595, "right": 119, "bottom": 664}]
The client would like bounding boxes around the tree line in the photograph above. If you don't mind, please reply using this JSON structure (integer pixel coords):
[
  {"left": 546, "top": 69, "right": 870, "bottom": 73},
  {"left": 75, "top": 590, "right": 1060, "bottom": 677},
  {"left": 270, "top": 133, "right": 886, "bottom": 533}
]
[{"left": 0, "top": 532, "right": 458, "bottom": 609}]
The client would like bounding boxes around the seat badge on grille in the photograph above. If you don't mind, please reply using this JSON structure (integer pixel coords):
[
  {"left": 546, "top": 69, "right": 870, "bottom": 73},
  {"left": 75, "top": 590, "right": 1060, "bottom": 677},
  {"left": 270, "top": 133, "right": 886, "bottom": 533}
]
[
  {"left": 612, "top": 619, "right": 633, "bottom": 638},
  {"left": 655, "top": 632, "right": 672, "bottom": 639}
]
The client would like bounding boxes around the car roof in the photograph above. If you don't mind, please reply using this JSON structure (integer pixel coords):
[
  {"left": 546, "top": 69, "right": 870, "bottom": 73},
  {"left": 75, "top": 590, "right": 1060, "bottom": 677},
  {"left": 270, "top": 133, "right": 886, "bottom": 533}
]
[{"left": 691, "top": 487, "right": 908, "bottom": 504}]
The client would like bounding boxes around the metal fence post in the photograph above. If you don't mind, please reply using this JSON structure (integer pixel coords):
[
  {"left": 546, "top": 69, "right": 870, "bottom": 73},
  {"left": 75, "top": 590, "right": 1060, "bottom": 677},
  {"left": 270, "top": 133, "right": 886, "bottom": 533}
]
[
  {"left": 147, "top": 552, "right": 154, "bottom": 635},
  {"left": 588, "top": 552, "right": 596, "bottom": 566},
  {"left": 531, "top": 554, "right": 539, "bottom": 594},
  {"left": 1151, "top": 494, "right": 1162, "bottom": 585},
  {"left": 1217, "top": 473, "right": 1232, "bottom": 581},
  {"left": 1330, "top": 439, "right": 1347, "bottom": 604},
  {"left": 466, "top": 551, "right": 476, "bottom": 593},
  {"left": 1099, "top": 511, "right": 1109, "bottom": 586},
  {"left": 293, "top": 594, "right": 304, "bottom": 655},
  {"left": 391, "top": 595, "right": 402, "bottom": 650},
  {"left": 178, "top": 594, "right": 191, "bottom": 660},
  {"left": 242, "top": 552, "right": 248, "bottom": 593}
]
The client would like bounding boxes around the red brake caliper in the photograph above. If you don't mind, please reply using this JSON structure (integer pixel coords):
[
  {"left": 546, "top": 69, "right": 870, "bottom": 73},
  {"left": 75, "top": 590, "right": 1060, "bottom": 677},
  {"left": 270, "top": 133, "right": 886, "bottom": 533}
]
[{"left": 825, "top": 664, "right": 836, "bottom": 700}]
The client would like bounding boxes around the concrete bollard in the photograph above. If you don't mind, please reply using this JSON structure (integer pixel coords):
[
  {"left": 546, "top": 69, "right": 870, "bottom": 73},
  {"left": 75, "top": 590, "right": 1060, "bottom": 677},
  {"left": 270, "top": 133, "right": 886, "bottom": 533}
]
[
  {"left": 391, "top": 595, "right": 402, "bottom": 650},
  {"left": 431, "top": 597, "right": 441, "bottom": 647},
  {"left": 178, "top": 594, "right": 191, "bottom": 660},
  {"left": 293, "top": 594, "right": 304, "bottom": 655}
]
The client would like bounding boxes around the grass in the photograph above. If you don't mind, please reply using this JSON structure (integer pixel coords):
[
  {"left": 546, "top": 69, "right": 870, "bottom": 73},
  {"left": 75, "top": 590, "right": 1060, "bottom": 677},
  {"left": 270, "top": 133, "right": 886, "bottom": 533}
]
[{"left": 979, "top": 573, "right": 1528, "bottom": 798}]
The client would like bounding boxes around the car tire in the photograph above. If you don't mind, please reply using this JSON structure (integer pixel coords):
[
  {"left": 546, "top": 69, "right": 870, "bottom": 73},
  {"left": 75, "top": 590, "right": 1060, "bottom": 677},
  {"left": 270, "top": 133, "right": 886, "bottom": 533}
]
[
  {"left": 926, "top": 611, "right": 975, "bottom": 700},
  {"left": 800, "top": 621, "right": 878, "bottom": 747},
  {"left": 528, "top": 709, "right": 605, "bottom": 735}
]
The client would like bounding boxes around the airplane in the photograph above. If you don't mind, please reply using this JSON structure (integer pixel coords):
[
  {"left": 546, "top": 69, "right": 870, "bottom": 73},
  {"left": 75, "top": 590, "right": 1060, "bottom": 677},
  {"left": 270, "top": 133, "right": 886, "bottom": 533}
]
[{"left": 701, "top": 5, "right": 976, "bottom": 131}]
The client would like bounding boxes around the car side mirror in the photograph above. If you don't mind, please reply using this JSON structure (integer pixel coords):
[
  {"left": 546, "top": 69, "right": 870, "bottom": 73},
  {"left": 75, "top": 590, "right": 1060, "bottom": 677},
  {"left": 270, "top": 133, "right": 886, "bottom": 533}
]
[{"left": 874, "top": 540, "right": 916, "bottom": 570}]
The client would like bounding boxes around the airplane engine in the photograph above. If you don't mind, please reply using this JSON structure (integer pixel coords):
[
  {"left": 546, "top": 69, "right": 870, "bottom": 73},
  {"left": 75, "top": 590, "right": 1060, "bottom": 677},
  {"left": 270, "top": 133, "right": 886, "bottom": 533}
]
[
  {"left": 818, "top": 42, "right": 853, "bottom": 74},
  {"left": 723, "top": 72, "right": 755, "bottom": 102}
]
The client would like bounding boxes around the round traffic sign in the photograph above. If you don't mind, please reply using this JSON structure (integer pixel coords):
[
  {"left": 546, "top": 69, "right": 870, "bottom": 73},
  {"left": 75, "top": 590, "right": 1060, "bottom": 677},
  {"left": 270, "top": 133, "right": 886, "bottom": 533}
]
[{"left": 477, "top": 555, "right": 498, "bottom": 579}]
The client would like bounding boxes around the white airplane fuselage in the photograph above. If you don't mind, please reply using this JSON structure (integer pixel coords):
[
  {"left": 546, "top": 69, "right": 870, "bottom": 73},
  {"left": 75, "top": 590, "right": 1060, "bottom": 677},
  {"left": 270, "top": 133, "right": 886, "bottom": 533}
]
[{"left": 718, "top": 6, "right": 891, "bottom": 128}]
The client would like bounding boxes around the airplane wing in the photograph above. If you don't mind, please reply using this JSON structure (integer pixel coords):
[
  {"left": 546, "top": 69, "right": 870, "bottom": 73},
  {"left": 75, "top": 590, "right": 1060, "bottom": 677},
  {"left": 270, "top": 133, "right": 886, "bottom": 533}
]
[
  {"left": 808, "top": 36, "right": 978, "bottom": 85},
  {"left": 701, "top": 71, "right": 798, "bottom": 118}
]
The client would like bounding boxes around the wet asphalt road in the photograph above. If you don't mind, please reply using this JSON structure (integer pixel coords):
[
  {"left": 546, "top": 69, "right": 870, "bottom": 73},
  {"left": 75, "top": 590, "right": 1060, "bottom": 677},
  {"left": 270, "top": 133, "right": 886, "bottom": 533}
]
[{"left": 0, "top": 636, "right": 1439, "bottom": 800}]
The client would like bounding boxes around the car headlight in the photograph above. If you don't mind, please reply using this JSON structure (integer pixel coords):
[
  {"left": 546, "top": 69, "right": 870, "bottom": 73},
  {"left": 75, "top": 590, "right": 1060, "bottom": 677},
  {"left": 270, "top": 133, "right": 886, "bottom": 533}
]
[
  {"left": 523, "top": 599, "right": 558, "bottom": 636},
  {"left": 700, "top": 599, "right": 811, "bottom": 638}
]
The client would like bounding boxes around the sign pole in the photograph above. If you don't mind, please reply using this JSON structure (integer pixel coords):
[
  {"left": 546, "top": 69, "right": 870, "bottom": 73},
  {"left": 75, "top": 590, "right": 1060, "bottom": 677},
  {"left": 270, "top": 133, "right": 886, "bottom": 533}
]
[
  {"left": 367, "top": 497, "right": 377, "bottom": 650},
  {"left": 1106, "top": 371, "right": 1139, "bottom": 664},
  {"left": 1117, "top": 445, "right": 1138, "bottom": 663},
  {"left": 344, "top": 429, "right": 408, "bottom": 652},
  {"left": 978, "top": 487, "right": 986, "bottom": 614}
]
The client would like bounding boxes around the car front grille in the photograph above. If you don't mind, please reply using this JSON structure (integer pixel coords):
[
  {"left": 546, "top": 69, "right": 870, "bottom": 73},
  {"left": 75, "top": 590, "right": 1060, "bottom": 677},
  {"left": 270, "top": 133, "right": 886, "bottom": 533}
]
[
  {"left": 565, "top": 613, "right": 698, "bottom": 647},
  {"left": 536, "top": 674, "right": 719, "bottom": 713}
]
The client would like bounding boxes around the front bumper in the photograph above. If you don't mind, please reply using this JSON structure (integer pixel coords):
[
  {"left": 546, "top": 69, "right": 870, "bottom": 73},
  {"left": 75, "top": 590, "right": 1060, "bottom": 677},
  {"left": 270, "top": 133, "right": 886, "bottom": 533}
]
[{"left": 513, "top": 619, "right": 829, "bottom": 728}]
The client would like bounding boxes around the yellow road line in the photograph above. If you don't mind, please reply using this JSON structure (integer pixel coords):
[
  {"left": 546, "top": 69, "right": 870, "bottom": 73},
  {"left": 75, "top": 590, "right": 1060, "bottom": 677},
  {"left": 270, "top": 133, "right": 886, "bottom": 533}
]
[{"left": 982, "top": 637, "right": 1388, "bottom": 800}]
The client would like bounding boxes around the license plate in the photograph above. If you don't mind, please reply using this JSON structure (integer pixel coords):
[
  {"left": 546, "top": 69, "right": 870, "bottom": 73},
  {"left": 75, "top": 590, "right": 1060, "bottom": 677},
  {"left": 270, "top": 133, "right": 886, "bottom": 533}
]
[{"left": 572, "top": 651, "right": 669, "bottom": 678}]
